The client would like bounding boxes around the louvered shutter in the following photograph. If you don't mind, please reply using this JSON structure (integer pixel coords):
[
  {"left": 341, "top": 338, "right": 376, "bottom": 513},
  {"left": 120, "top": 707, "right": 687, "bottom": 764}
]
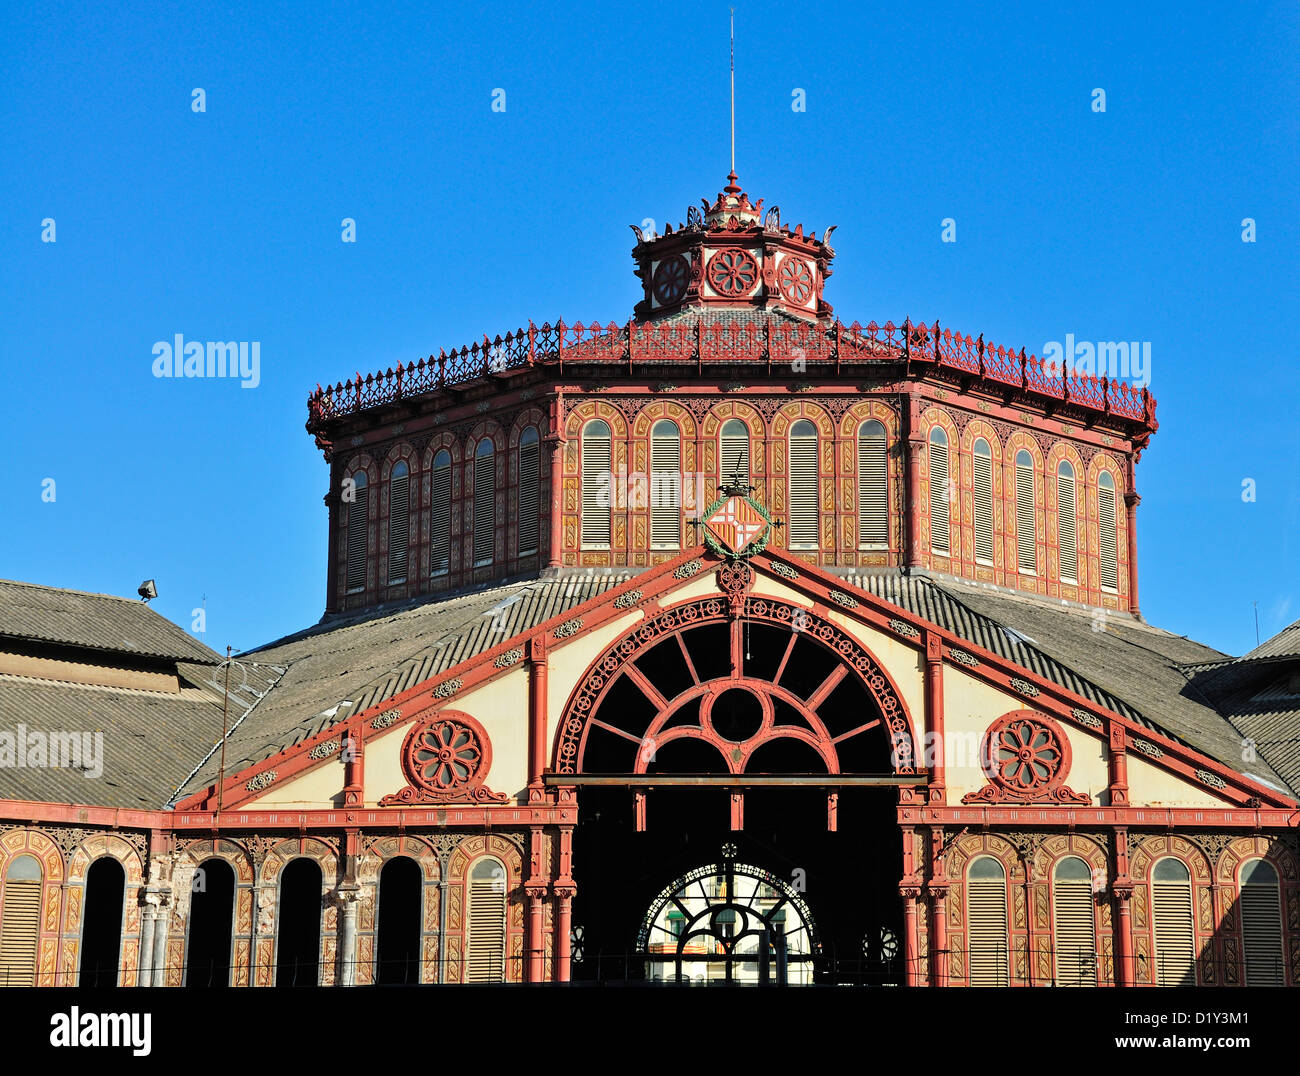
[
  {"left": 0, "top": 880, "right": 41, "bottom": 987},
  {"left": 1152, "top": 878, "right": 1196, "bottom": 986},
  {"left": 1053, "top": 875, "right": 1096, "bottom": 986},
  {"left": 928, "top": 433, "right": 949, "bottom": 555},
  {"left": 387, "top": 464, "right": 409, "bottom": 583},
  {"left": 517, "top": 434, "right": 540, "bottom": 555},
  {"left": 467, "top": 878, "right": 506, "bottom": 983},
  {"left": 788, "top": 425, "right": 819, "bottom": 547},
  {"left": 346, "top": 480, "right": 368, "bottom": 591},
  {"left": 857, "top": 422, "right": 887, "bottom": 548},
  {"left": 1098, "top": 478, "right": 1119, "bottom": 591},
  {"left": 473, "top": 447, "right": 495, "bottom": 566},
  {"left": 967, "top": 874, "right": 1009, "bottom": 987},
  {"left": 720, "top": 420, "right": 750, "bottom": 484},
  {"left": 1241, "top": 863, "right": 1284, "bottom": 987},
  {"left": 973, "top": 443, "right": 994, "bottom": 565},
  {"left": 1016, "top": 453, "right": 1036, "bottom": 573},
  {"left": 430, "top": 455, "right": 451, "bottom": 575},
  {"left": 1058, "top": 464, "right": 1078, "bottom": 584},
  {"left": 650, "top": 422, "right": 682, "bottom": 548},
  {"left": 581, "top": 423, "right": 612, "bottom": 547}
]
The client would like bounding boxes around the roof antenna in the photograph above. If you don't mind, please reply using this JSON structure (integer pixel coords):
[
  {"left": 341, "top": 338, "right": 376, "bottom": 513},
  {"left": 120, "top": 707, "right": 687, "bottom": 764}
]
[
  {"left": 730, "top": 8, "right": 736, "bottom": 175},
  {"left": 1254, "top": 600, "right": 1260, "bottom": 647}
]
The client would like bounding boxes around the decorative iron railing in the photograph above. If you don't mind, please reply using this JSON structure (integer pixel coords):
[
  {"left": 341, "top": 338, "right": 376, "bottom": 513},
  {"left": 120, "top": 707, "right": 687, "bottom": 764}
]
[{"left": 306, "top": 317, "right": 1156, "bottom": 430}]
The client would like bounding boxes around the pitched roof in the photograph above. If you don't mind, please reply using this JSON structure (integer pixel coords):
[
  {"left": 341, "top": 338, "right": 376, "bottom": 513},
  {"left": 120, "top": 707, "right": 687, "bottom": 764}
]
[
  {"left": 0, "top": 578, "right": 220, "bottom": 664},
  {"left": 1239, "top": 618, "right": 1300, "bottom": 663}
]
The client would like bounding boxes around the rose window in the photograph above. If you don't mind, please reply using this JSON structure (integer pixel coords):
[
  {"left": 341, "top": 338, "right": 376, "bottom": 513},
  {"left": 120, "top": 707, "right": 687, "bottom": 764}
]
[
  {"left": 777, "top": 258, "right": 814, "bottom": 304},
  {"left": 381, "top": 710, "right": 507, "bottom": 805},
  {"left": 980, "top": 712, "right": 1071, "bottom": 798},
  {"left": 652, "top": 255, "right": 689, "bottom": 304},
  {"left": 706, "top": 250, "right": 758, "bottom": 297}
]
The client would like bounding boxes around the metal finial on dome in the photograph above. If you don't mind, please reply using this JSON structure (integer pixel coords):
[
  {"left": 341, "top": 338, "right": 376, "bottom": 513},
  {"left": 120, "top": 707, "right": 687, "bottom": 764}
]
[{"left": 724, "top": 171, "right": 742, "bottom": 195}]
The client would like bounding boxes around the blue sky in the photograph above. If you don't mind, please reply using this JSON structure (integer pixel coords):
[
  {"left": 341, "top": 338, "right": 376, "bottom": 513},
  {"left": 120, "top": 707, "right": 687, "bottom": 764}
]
[{"left": 1, "top": 1, "right": 1296, "bottom": 657}]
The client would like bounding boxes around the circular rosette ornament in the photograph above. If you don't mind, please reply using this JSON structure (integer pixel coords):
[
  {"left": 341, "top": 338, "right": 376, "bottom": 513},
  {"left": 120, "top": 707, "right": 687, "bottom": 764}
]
[
  {"left": 706, "top": 249, "right": 758, "bottom": 296},
  {"left": 963, "top": 710, "right": 1091, "bottom": 805},
  {"left": 776, "top": 257, "right": 814, "bottom": 304},
  {"left": 652, "top": 255, "right": 690, "bottom": 305},
  {"left": 380, "top": 711, "right": 508, "bottom": 805}
]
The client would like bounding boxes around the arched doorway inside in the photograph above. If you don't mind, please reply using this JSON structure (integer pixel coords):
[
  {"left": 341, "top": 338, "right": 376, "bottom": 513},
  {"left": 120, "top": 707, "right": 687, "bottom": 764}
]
[
  {"left": 375, "top": 856, "right": 422, "bottom": 985},
  {"left": 559, "top": 589, "right": 916, "bottom": 985},
  {"left": 275, "top": 858, "right": 322, "bottom": 987},
  {"left": 185, "top": 858, "right": 235, "bottom": 987},
  {"left": 79, "top": 857, "right": 125, "bottom": 987}
]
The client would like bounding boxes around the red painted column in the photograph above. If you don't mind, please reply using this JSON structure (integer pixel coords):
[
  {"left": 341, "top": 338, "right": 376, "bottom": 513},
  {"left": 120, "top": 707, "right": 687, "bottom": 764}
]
[
  {"left": 923, "top": 630, "right": 945, "bottom": 805},
  {"left": 1124, "top": 457, "right": 1141, "bottom": 616},
  {"left": 342, "top": 725, "right": 365, "bottom": 806},
  {"left": 1107, "top": 723, "right": 1130, "bottom": 806},
  {"left": 900, "top": 822, "right": 922, "bottom": 986},
  {"left": 554, "top": 822, "right": 576, "bottom": 982},
  {"left": 527, "top": 637, "right": 548, "bottom": 802},
  {"left": 525, "top": 824, "right": 549, "bottom": 983},
  {"left": 904, "top": 392, "right": 925, "bottom": 569},
  {"left": 546, "top": 393, "right": 566, "bottom": 570},
  {"left": 1113, "top": 826, "right": 1134, "bottom": 986},
  {"left": 929, "top": 884, "right": 950, "bottom": 988}
]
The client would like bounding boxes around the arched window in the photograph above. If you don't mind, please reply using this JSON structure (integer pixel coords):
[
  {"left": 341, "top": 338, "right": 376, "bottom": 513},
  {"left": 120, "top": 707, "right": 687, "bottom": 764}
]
[
  {"left": 1098, "top": 472, "right": 1119, "bottom": 592},
  {"left": 650, "top": 420, "right": 682, "bottom": 549},
  {"left": 345, "top": 471, "right": 368, "bottom": 593},
  {"left": 0, "top": 854, "right": 43, "bottom": 987},
  {"left": 186, "top": 858, "right": 235, "bottom": 988},
  {"left": 928, "top": 428, "right": 950, "bottom": 555},
  {"left": 275, "top": 858, "right": 322, "bottom": 988},
  {"left": 967, "top": 856, "right": 1009, "bottom": 986},
  {"left": 1240, "top": 859, "right": 1284, "bottom": 986},
  {"left": 1151, "top": 858, "right": 1196, "bottom": 986},
  {"left": 788, "top": 419, "right": 819, "bottom": 549},
  {"left": 79, "top": 857, "right": 125, "bottom": 988},
  {"left": 1052, "top": 856, "right": 1096, "bottom": 987},
  {"left": 376, "top": 856, "right": 423, "bottom": 986},
  {"left": 719, "top": 418, "right": 750, "bottom": 484},
  {"left": 429, "top": 450, "right": 452, "bottom": 576},
  {"left": 581, "top": 420, "right": 612, "bottom": 548},
  {"left": 1015, "top": 450, "right": 1036, "bottom": 574},
  {"left": 857, "top": 420, "right": 888, "bottom": 549},
  {"left": 472, "top": 440, "right": 496, "bottom": 567},
  {"left": 1057, "top": 461, "right": 1078, "bottom": 584},
  {"left": 973, "top": 438, "right": 994, "bottom": 565},
  {"left": 517, "top": 427, "right": 541, "bottom": 556},
  {"left": 466, "top": 857, "right": 507, "bottom": 983},
  {"left": 387, "top": 460, "right": 410, "bottom": 585}
]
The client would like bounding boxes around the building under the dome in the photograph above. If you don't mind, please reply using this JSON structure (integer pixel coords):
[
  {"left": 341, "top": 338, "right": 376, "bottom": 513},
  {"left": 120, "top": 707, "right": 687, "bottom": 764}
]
[{"left": 1, "top": 173, "right": 1298, "bottom": 989}]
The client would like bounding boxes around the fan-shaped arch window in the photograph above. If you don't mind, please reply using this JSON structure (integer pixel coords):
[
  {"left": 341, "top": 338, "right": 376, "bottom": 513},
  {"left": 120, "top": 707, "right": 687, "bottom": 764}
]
[
  {"left": 1015, "top": 450, "right": 1036, "bottom": 574},
  {"left": 928, "top": 428, "right": 950, "bottom": 555},
  {"left": 581, "top": 420, "right": 612, "bottom": 548},
  {"left": 857, "top": 420, "right": 888, "bottom": 549},
  {"left": 1239, "top": 858, "right": 1284, "bottom": 986},
  {"left": 1151, "top": 857, "right": 1195, "bottom": 986},
  {"left": 517, "top": 427, "right": 541, "bottom": 556},
  {"left": 966, "top": 856, "right": 1009, "bottom": 987},
  {"left": 1057, "top": 461, "right": 1078, "bottom": 584},
  {"left": 1098, "top": 471, "right": 1119, "bottom": 591},
  {"left": 973, "top": 438, "right": 994, "bottom": 565},
  {"left": 387, "top": 460, "right": 410, "bottom": 584},
  {"left": 719, "top": 418, "right": 750, "bottom": 484},
  {"left": 345, "top": 471, "right": 368, "bottom": 593},
  {"left": 650, "top": 420, "right": 682, "bottom": 549},
  {"left": 472, "top": 440, "right": 496, "bottom": 567},
  {"left": 0, "top": 854, "right": 43, "bottom": 987},
  {"left": 467, "top": 857, "right": 507, "bottom": 983},
  {"left": 430, "top": 450, "right": 452, "bottom": 576},
  {"left": 1052, "top": 856, "right": 1096, "bottom": 986},
  {"left": 787, "top": 420, "right": 819, "bottom": 549}
]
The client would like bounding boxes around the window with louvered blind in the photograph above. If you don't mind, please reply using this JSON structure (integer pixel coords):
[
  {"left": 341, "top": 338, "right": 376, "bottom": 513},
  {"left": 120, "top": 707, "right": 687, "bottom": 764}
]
[
  {"left": 1015, "top": 450, "right": 1036, "bottom": 574},
  {"left": 1057, "top": 461, "right": 1078, "bottom": 585},
  {"left": 473, "top": 441, "right": 495, "bottom": 567},
  {"left": 517, "top": 427, "right": 540, "bottom": 556},
  {"left": 0, "top": 855, "right": 42, "bottom": 988},
  {"left": 1151, "top": 858, "right": 1196, "bottom": 986},
  {"left": 581, "top": 420, "right": 612, "bottom": 548},
  {"left": 719, "top": 418, "right": 750, "bottom": 485},
  {"left": 1052, "top": 856, "right": 1096, "bottom": 987},
  {"left": 346, "top": 472, "right": 368, "bottom": 593},
  {"left": 973, "top": 438, "right": 994, "bottom": 565},
  {"left": 928, "top": 428, "right": 950, "bottom": 555},
  {"left": 387, "top": 461, "right": 410, "bottom": 584},
  {"left": 1240, "top": 859, "right": 1284, "bottom": 986},
  {"left": 430, "top": 450, "right": 452, "bottom": 576},
  {"left": 466, "top": 858, "right": 506, "bottom": 983},
  {"left": 1098, "top": 472, "right": 1119, "bottom": 592},
  {"left": 788, "top": 420, "right": 819, "bottom": 549},
  {"left": 650, "top": 420, "right": 682, "bottom": 549},
  {"left": 857, "top": 420, "right": 888, "bottom": 549},
  {"left": 967, "top": 856, "right": 1009, "bottom": 987}
]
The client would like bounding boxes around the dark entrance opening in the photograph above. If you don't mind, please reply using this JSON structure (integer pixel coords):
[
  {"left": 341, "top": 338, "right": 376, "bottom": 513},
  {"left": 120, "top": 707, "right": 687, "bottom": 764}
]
[
  {"left": 375, "top": 856, "right": 423, "bottom": 985},
  {"left": 79, "top": 857, "right": 125, "bottom": 987},
  {"left": 186, "top": 858, "right": 235, "bottom": 987},
  {"left": 275, "top": 858, "right": 322, "bottom": 987}
]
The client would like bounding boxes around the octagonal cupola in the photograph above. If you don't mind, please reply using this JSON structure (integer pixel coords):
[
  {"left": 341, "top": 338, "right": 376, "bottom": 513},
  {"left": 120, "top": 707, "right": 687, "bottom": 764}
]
[{"left": 630, "top": 172, "right": 837, "bottom": 323}]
